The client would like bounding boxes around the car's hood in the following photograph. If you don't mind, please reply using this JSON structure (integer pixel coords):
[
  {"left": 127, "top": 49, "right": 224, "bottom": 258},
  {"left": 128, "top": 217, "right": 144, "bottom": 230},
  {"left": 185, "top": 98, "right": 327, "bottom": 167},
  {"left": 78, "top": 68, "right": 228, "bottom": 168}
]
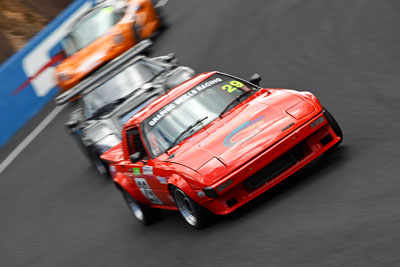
[
  {"left": 81, "top": 120, "right": 121, "bottom": 152},
  {"left": 167, "top": 89, "right": 320, "bottom": 185},
  {"left": 57, "top": 35, "right": 112, "bottom": 74}
]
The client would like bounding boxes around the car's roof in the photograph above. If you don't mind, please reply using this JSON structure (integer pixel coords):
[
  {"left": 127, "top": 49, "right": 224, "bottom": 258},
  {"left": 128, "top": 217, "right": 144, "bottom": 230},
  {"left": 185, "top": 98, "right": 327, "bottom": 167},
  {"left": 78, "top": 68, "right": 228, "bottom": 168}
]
[
  {"left": 68, "top": 2, "right": 113, "bottom": 32},
  {"left": 125, "top": 71, "right": 217, "bottom": 127}
]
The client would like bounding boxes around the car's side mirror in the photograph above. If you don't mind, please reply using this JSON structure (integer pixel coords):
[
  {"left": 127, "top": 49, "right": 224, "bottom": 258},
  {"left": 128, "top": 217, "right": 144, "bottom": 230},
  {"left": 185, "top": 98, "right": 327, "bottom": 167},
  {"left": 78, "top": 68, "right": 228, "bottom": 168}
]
[
  {"left": 164, "top": 66, "right": 195, "bottom": 91},
  {"left": 249, "top": 73, "right": 262, "bottom": 86},
  {"left": 130, "top": 151, "right": 142, "bottom": 163},
  {"left": 142, "top": 83, "right": 155, "bottom": 91},
  {"left": 153, "top": 53, "right": 177, "bottom": 65}
]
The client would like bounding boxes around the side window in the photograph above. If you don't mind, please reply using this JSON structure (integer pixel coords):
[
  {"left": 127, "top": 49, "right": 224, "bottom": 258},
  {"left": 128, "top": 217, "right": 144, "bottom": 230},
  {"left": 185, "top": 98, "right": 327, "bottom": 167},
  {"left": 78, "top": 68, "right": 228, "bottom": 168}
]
[{"left": 126, "top": 128, "right": 148, "bottom": 162}]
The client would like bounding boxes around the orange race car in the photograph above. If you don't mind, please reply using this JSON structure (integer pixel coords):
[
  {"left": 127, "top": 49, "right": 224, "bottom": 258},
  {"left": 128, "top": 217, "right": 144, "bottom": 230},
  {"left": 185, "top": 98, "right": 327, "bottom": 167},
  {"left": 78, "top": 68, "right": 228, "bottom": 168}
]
[{"left": 56, "top": 0, "right": 165, "bottom": 92}]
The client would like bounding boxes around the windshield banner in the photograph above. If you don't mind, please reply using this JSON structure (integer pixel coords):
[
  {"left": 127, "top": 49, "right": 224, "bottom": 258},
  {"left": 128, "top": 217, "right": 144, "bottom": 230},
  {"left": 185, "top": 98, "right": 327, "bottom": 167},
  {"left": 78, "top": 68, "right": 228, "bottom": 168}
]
[{"left": 148, "top": 77, "right": 223, "bottom": 126}]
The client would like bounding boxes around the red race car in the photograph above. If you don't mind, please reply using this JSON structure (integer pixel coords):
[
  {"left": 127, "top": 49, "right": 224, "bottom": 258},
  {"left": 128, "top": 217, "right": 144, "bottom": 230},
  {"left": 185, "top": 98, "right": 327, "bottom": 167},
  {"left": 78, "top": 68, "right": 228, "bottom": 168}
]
[{"left": 101, "top": 71, "right": 343, "bottom": 229}]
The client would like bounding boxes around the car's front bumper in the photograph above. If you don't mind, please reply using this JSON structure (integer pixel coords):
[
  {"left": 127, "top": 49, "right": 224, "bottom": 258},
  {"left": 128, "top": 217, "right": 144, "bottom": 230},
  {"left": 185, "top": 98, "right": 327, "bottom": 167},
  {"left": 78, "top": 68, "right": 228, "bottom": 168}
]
[{"left": 199, "top": 112, "right": 341, "bottom": 215}]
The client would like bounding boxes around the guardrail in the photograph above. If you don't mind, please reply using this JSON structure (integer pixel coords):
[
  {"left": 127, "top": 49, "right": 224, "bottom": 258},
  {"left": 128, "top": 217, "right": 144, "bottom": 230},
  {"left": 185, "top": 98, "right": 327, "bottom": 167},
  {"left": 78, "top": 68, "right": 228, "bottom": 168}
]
[{"left": 0, "top": 0, "right": 97, "bottom": 148}]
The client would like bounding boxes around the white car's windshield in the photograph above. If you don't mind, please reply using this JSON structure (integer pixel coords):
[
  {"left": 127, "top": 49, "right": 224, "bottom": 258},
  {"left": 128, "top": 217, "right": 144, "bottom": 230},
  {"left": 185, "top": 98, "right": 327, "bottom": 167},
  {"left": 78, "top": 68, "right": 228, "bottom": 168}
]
[{"left": 82, "top": 60, "right": 164, "bottom": 118}]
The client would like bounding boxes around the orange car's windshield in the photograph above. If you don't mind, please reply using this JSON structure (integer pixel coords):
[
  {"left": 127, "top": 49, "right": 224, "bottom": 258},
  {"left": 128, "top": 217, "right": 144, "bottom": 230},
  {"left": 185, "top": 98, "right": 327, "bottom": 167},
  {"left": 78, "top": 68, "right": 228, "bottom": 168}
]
[{"left": 62, "top": 6, "right": 123, "bottom": 56}]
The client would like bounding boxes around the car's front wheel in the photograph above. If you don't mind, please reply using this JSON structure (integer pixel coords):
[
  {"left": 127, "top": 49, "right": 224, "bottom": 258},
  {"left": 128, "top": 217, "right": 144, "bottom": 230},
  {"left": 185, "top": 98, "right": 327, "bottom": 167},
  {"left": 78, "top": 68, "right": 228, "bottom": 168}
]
[
  {"left": 172, "top": 186, "right": 213, "bottom": 229},
  {"left": 121, "top": 189, "right": 162, "bottom": 225},
  {"left": 324, "top": 108, "right": 343, "bottom": 153},
  {"left": 155, "top": 6, "right": 168, "bottom": 31}
]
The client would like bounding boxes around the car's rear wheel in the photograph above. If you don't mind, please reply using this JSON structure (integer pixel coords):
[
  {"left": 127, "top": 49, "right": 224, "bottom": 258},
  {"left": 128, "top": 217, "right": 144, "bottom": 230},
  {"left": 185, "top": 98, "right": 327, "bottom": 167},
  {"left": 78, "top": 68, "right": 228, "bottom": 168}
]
[
  {"left": 93, "top": 157, "right": 108, "bottom": 175},
  {"left": 87, "top": 148, "right": 109, "bottom": 176},
  {"left": 172, "top": 187, "right": 212, "bottom": 229},
  {"left": 121, "top": 189, "right": 162, "bottom": 225},
  {"left": 323, "top": 108, "right": 343, "bottom": 153}
]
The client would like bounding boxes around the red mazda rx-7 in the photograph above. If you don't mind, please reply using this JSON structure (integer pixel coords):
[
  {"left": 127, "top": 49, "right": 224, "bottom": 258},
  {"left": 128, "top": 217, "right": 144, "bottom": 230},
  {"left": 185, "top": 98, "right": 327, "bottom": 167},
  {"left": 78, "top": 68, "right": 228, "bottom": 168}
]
[{"left": 101, "top": 71, "right": 343, "bottom": 229}]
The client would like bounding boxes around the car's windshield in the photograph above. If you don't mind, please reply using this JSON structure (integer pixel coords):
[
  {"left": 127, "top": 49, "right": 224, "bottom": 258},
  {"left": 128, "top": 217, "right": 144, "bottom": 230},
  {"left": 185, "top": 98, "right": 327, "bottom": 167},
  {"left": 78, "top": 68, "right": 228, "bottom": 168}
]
[
  {"left": 62, "top": 6, "right": 122, "bottom": 56},
  {"left": 82, "top": 60, "right": 164, "bottom": 118},
  {"left": 142, "top": 73, "right": 257, "bottom": 157}
]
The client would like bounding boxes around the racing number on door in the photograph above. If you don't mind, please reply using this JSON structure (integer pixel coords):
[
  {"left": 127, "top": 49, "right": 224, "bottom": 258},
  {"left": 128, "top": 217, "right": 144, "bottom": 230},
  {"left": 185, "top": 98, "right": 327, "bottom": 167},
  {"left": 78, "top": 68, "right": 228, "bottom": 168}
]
[
  {"left": 221, "top": 80, "right": 244, "bottom": 93},
  {"left": 134, "top": 178, "right": 163, "bottom": 205}
]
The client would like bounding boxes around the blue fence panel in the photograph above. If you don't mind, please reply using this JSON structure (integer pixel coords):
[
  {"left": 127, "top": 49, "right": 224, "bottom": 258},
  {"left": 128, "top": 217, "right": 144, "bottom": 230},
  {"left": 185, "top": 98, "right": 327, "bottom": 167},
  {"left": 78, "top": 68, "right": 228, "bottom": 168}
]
[{"left": 0, "top": 0, "right": 98, "bottom": 148}]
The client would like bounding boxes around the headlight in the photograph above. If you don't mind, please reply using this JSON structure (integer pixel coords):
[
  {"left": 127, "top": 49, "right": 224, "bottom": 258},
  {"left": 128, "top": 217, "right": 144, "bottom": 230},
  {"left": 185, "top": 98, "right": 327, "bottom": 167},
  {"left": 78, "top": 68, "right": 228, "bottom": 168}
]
[
  {"left": 217, "top": 179, "right": 233, "bottom": 192},
  {"left": 202, "top": 187, "right": 218, "bottom": 198},
  {"left": 311, "top": 116, "right": 325, "bottom": 128},
  {"left": 57, "top": 72, "right": 71, "bottom": 82},
  {"left": 113, "top": 33, "right": 124, "bottom": 44}
]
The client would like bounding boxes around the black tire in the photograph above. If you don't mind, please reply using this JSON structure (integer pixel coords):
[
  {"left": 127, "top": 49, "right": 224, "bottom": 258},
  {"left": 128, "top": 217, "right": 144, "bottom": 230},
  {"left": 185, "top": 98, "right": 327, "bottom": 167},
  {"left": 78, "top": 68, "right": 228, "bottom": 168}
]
[
  {"left": 323, "top": 108, "right": 343, "bottom": 153},
  {"left": 171, "top": 186, "right": 213, "bottom": 229},
  {"left": 133, "top": 22, "right": 142, "bottom": 42},
  {"left": 155, "top": 6, "right": 168, "bottom": 31},
  {"left": 67, "top": 130, "right": 110, "bottom": 176},
  {"left": 121, "top": 189, "right": 163, "bottom": 225},
  {"left": 87, "top": 148, "right": 109, "bottom": 176}
]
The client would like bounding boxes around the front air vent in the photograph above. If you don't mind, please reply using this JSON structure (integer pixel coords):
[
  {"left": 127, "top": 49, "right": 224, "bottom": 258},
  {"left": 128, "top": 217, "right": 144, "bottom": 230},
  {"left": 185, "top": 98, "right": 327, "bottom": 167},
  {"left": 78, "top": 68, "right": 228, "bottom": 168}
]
[
  {"left": 244, "top": 141, "right": 310, "bottom": 191},
  {"left": 226, "top": 198, "right": 238, "bottom": 207},
  {"left": 320, "top": 134, "right": 333, "bottom": 146}
]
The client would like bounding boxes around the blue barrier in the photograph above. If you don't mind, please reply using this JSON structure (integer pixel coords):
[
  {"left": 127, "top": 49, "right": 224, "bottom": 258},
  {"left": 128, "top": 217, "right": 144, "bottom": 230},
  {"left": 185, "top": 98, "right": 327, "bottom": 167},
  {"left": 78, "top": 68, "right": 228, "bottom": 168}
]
[{"left": 0, "top": 0, "right": 97, "bottom": 148}]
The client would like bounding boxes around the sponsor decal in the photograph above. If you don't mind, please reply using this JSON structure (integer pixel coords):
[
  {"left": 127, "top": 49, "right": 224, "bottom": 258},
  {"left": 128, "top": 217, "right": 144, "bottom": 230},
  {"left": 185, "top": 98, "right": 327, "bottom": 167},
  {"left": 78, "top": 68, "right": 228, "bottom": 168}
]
[
  {"left": 134, "top": 178, "right": 163, "bottom": 205},
  {"left": 132, "top": 167, "right": 141, "bottom": 175},
  {"left": 148, "top": 77, "right": 223, "bottom": 127},
  {"left": 223, "top": 115, "right": 266, "bottom": 146},
  {"left": 199, "top": 111, "right": 251, "bottom": 147},
  {"left": 194, "top": 77, "right": 223, "bottom": 91},
  {"left": 11, "top": 53, "right": 64, "bottom": 96},
  {"left": 148, "top": 103, "right": 176, "bottom": 126},
  {"left": 142, "top": 166, "right": 153, "bottom": 175},
  {"left": 220, "top": 80, "right": 244, "bottom": 93},
  {"left": 157, "top": 176, "right": 167, "bottom": 184},
  {"left": 14, "top": 2, "right": 93, "bottom": 97}
]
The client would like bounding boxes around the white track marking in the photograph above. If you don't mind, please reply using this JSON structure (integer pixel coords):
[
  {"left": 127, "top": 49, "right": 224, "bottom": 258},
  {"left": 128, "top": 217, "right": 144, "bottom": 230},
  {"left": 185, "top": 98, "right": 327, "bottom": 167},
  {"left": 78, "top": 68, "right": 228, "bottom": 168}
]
[
  {"left": 0, "top": 105, "right": 66, "bottom": 175},
  {"left": 155, "top": 0, "right": 169, "bottom": 8}
]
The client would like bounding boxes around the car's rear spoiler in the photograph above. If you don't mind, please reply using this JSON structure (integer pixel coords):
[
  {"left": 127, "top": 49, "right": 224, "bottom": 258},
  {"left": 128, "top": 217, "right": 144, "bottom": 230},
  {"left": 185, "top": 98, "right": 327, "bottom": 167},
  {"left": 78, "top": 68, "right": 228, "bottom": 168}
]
[{"left": 54, "top": 39, "right": 152, "bottom": 105}]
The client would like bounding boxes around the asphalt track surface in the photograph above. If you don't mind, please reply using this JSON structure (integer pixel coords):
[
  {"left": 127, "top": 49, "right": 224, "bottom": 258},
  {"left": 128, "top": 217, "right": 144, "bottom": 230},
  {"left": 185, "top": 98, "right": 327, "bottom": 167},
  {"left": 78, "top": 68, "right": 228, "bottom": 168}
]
[{"left": 1, "top": 1, "right": 400, "bottom": 266}]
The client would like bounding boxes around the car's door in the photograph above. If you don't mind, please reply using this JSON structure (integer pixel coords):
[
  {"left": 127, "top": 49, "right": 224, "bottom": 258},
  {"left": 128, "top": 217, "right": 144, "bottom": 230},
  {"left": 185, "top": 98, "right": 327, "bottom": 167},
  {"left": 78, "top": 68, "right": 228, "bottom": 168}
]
[{"left": 125, "top": 127, "right": 175, "bottom": 207}]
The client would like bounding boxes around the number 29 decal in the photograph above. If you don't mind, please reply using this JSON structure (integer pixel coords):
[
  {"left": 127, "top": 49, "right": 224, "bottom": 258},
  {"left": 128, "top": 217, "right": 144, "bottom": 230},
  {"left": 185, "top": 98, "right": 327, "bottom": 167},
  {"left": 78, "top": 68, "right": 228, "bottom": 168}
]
[{"left": 221, "top": 80, "right": 244, "bottom": 93}]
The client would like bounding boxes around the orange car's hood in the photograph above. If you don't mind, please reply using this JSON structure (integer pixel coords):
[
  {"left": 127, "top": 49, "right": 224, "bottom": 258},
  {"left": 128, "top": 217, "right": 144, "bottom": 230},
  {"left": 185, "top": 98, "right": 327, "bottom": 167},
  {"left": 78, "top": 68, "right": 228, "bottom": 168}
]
[
  {"left": 57, "top": 35, "right": 112, "bottom": 74},
  {"left": 168, "top": 89, "right": 320, "bottom": 185}
]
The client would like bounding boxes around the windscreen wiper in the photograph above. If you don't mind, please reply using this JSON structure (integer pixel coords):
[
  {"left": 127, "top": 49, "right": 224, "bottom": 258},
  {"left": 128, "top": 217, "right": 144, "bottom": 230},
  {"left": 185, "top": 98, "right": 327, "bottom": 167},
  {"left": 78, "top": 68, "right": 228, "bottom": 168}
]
[
  {"left": 219, "top": 90, "right": 253, "bottom": 118},
  {"left": 166, "top": 116, "right": 209, "bottom": 154},
  {"left": 90, "top": 98, "right": 126, "bottom": 118}
]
